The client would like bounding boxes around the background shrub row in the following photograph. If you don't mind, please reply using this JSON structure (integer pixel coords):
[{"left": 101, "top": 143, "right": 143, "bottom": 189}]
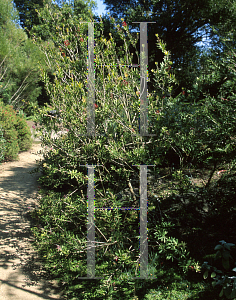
[{"left": 0, "top": 100, "right": 32, "bottom": 162}]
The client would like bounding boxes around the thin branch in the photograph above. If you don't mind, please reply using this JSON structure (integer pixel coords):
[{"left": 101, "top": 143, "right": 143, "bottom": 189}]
[
  {"left": 128, "top": 179, "right": 138, "bottom": 205},
  {"left": 10, "top": 71, "right": 31, "bottom": 103},
  {"left": 95, "top": 224, "right": 108, "bottom": 242}
]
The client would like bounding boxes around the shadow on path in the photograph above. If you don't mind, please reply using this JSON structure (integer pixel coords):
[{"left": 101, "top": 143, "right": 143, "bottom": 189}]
[{"left": 0, "top": 142, "right": 64, "bottom": 299}]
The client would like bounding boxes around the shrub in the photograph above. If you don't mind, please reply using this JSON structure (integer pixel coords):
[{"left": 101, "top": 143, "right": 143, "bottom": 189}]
[
  {"left": 15, "top": 116, "right": 32, "bottom": 151},
  {"left": 0, "top": 101, "right": 32, "bottom": 160},
  {"left": 30, "top": 8, "right": 236, "bottom": 300},
  {"left": 153, "top": 221, "right": 201, "bottom": 274},
  {"left": 202, "top": 240, "right": 236, "bottom": 299},
  {"left": 33, "top": 18, "right": 168, "bottom": 192},
  {"left": 30, "top": 11, "right": 212, "bottom": 298},
  {"left": 3, "top": 128, "right": 19, "bottom": 161},
  {"left": 0, "top": 103, "right": 19, "bottom": 160}
]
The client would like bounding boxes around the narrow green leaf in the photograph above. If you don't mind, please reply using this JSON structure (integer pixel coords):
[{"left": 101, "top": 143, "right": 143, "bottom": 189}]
[
  {"left": 224, "top": 286, "right": 232, "bottom": 298},
  {"left": 215, "top": 245, "right": 223, "bottom": 251},
  {"left": 231, "top": 289, "right": 236, "bottom": 298},
  {"left": 211, "top": 272, "right": 216, "bottom": 278},
  {"left": 222, "top": 258, "right": 230, "bottom": 270},
  {"left": 203, "top": 270, "right": 208, "bottom": 279},
  {"left": 225, "top": 243, "right": 235, "bottom": 251},
  {"left": 223, "top": 251, "right": 230, "bottom": 260},
  {"left": 215, "top": 250, "right": 221, "bottom": 260},
  {"left": 219, "top": 287, "right": 224, "bottom": 297}
]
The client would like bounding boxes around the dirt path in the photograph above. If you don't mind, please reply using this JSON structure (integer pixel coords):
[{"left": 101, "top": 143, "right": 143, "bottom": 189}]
[{"left": 0, "top": 123, "right": 64, "bottom": 300}]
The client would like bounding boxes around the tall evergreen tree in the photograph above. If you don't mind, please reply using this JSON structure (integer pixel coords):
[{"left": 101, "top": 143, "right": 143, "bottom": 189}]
[
  {"left": 13, "top": 0, "right": 97, "bottom": 36},
  {"left": 13, "top": 0, "right": 45, "bottom": 34},
  {"left": 101, "top": 0, "right": 236, "bottom": 95},
  {"left": 0, "top": 0, "right": 45, "bottom": 111}
]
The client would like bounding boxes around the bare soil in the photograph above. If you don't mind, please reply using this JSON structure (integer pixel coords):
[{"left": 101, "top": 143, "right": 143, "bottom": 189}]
[{"left": 0, "top": 121, "right": 64, "bottom": 300}]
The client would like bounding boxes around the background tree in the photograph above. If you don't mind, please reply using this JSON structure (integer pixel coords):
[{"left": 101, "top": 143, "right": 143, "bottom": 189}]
[
  {"left": 0, "top": 0, "right": 46, "bottom": 113},
  {"left": 13, "top": 0, "right": 45, "bottom": 35},
  {"left": 101, "top": 0, "right": 236, "bottom": 97}
]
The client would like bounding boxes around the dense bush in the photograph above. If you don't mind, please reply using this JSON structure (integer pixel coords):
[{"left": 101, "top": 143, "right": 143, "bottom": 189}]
[
  {"left": 0, "top": 102, "right": 19, "bottom": 160},
  {"left": 29, "top": 12, "right": 209, "bottom": 299},
  {"left": 14, "top": 115, "right": 32, "bottom": 151},
  {"left": 33, "top": 17, "right": 161, "bottom": 191},
  {"left": 202, "top": 240, "right": 236, "bottom": 299},
  {"left": 0, "top": 0, "right": 44, "bottom": 113},
  {"left": 150, "top": 65, "right": 236, "bottom": 171},
  {"left": 0, "top": 101, "right": 32, "bottom": 161},
  {"left": 31, "top": 187, "right": 205, "bottom": 299},
  {"left": 29, "top": 5, "right": 236, "bottom": 299}
]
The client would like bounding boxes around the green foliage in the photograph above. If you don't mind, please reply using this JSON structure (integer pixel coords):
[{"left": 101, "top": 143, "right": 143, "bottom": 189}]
[
  {"left": 149, "top": 48, "right": 236, "bottom": 172},
  {"left": 0, "top": 0, "right": 20, "bottom": 28},
  {"left": 154, "top": 221, "right": 201, "bottom": 274},
  {"left": 24, "top": 0, "right": 98, "bottom": 113},
  {"left": 202, "top": 241, "right": 236, "bottom": 299},
  {"left": 31, "top": 187, "right": 206, "bottom": 299},
  {"left": 0, "top": 103, "right": 19, "bottom": 160},
  {"left": 29, "top": 0, "right": 96, "bottom": 42},
  {"left": 28, "top": 2, "right": 236, "bottom": 299},
  {"left": 0, "top": 101, "right": 32, "bottom": 161},
  {"left": 14, "top": 116, "right": 32, "bottom": 151},
  {"left": 0, "top": 0, "right": 45, "bottom": 115},
  {"left": 13, "top": 0, "right": 45, "bottom": 33},
  {"left": 32, "top": 14, "right": 161, "bottom": 191},
  {"left": 29, "top": 11, "right": 216, "bottom": 298},
  {"left": 101, "top": 0, "right": 236, "bottom": 95},
  {"left": 31, "top": 188, "right": 138, "bottom": 299}
]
